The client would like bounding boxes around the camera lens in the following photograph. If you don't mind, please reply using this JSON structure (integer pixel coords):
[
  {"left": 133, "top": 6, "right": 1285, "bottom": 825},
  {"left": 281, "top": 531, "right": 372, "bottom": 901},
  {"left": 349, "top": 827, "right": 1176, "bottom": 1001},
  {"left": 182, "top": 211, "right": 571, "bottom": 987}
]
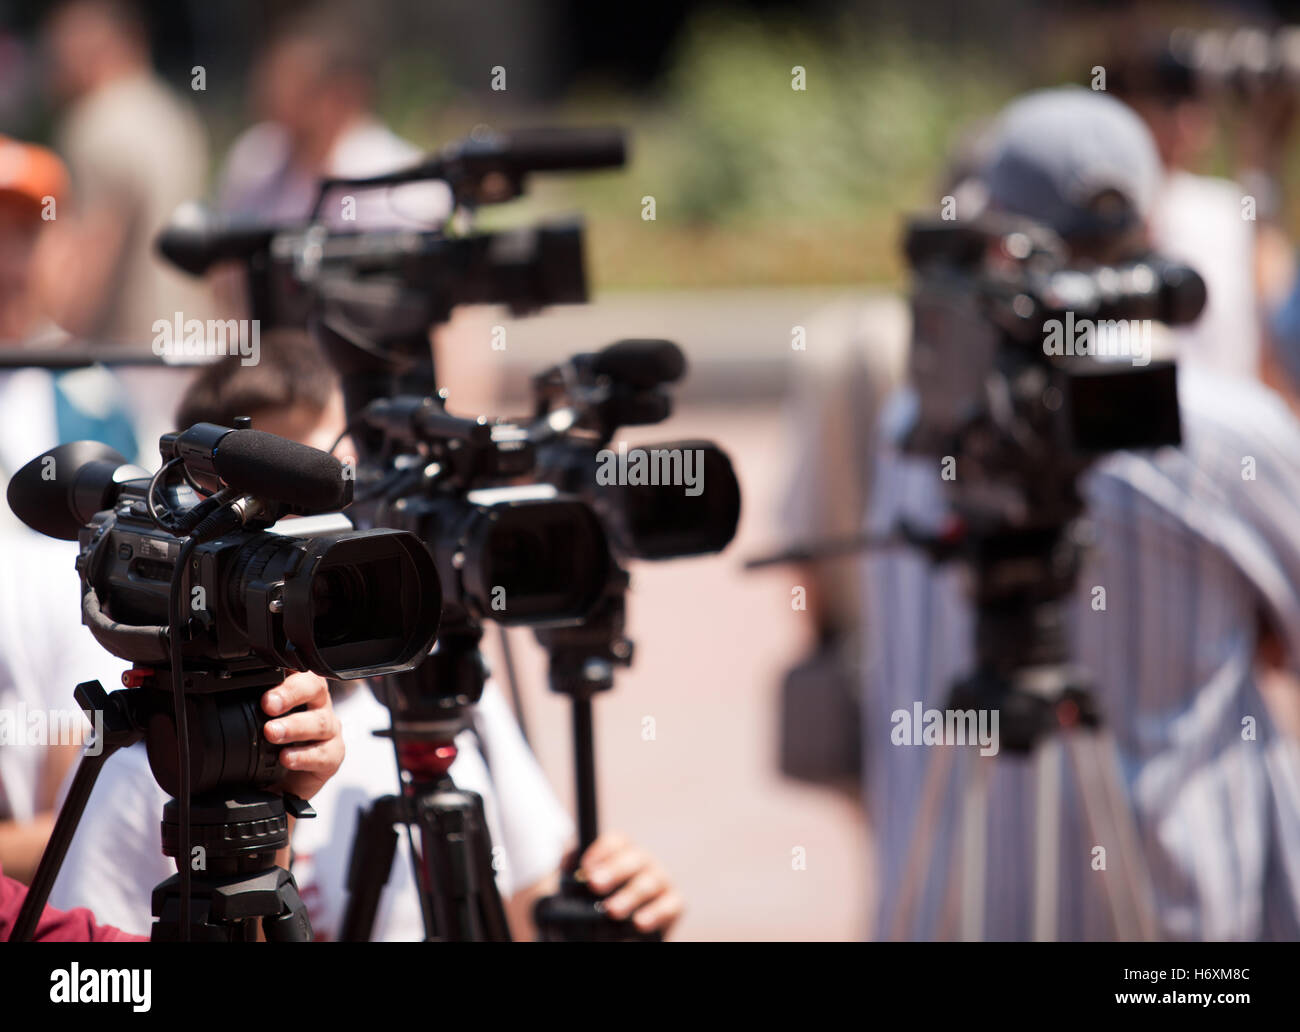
[
  {"left": 310, "top": 564, "right": 367, "bottom": 647},
  {"left": 226, "top": 529, "right": 440, "bottom": 679},
  {"left": 598, "top": 442, "right": 742, "bottom": 560},
  {"left": 462, "top": 498, "right": 610, "bottom": 625}
]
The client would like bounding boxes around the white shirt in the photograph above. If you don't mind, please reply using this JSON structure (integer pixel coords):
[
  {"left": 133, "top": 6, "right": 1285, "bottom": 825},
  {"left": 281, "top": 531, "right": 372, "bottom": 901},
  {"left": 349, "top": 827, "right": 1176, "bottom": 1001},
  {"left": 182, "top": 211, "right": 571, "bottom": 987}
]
[
  {"left": 217, "top": 119, "right": 452, "bottom": 229},
  {"left": 864, "top": 365, "right": 1300, "bottom": 940},
  {"left": 47, "top": 680, "right": 572, "bottom": 940},
  {"left": 0, "top": 536, "right": 128, "bottom": 823},
  {"left": 1150, "top": 170, "right": 1260, "bottom": 380}
]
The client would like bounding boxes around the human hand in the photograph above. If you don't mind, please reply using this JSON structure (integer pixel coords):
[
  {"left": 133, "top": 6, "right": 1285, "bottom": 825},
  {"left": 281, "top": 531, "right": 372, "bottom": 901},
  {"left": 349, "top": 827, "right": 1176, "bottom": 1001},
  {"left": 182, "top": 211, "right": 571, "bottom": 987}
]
[
  {"left": 577, "top": 832, "right": 684, "bottom": 936},
  {"left": 261, "top": 672, "right": 344, "bottom": 801}
]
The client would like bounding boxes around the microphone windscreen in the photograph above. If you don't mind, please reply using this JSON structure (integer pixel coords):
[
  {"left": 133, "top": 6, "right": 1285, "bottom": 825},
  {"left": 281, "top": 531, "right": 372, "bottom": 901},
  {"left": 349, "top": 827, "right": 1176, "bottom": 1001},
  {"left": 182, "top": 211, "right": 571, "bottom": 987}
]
[
  {"left": 155, "top": 202, "right": 279, "bottom": 276},
  {"left": 211, "top": 431, "right": 351, "bottom": 511},
  {"left": 493, "top": 128, "right": 627, "bottom": 172},
  {"left": 592, "top": 339, "right": 686, "bottom": 388}
]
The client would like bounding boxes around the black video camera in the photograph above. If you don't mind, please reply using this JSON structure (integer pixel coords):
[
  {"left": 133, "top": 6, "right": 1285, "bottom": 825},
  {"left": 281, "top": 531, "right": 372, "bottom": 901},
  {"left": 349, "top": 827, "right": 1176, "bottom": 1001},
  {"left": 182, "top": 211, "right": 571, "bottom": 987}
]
[
  {"left": 901, "top": 215, "right": 1201, "bottom": 531},
  {"left": 528, "top": 339, "right": 742, "bottom": 561},
  {"left": 353, "top": 396, "right": 612, "bottom": 633},
  {"left": 155, "top": 127, "right": 627, "bottom": 395},
  {"left": 5, "top": 425, "right": 441, "bottom": 794}
]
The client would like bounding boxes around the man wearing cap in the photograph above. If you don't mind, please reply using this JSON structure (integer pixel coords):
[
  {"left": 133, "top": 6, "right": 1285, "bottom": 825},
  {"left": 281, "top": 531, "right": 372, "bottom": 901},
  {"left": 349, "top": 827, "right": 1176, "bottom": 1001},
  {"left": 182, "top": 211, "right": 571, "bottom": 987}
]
[
  {"left": 0, "top": 135, "right": 138, "bottom": 524},
  {"left": 0, "top": 134, "right": 145, "bottom": 883},
  {"left": 863, "top": 87, "right": 1300, "bottom": 940},
  {"left": 0, "top": 134, "right": 67, "bottom": 346}
]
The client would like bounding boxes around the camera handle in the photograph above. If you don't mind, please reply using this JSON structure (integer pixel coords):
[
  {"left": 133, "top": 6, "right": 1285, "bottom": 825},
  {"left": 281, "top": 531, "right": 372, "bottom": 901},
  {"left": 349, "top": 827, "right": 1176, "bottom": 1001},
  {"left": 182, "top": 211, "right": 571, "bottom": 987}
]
[{"left": 532, "top": 568, "right": 661, "bottom": 942}]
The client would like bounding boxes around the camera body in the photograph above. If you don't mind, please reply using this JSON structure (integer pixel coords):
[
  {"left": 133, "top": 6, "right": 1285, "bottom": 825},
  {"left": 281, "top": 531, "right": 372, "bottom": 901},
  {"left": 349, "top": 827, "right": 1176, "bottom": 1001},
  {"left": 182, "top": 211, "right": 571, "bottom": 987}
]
[
  {"left": 7, "top": 433, "right": 442, "bottom": 799},
  {"left": 7, "top": 431, "right": 443, "bottom": 679},
  {"left": 77, "top": 494, "right": 438, "bottom": 681}
]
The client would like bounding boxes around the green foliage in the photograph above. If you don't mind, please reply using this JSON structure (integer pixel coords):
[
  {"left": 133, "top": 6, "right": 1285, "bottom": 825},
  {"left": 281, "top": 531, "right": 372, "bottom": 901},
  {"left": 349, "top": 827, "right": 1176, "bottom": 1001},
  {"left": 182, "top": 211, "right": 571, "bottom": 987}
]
[
  {"left": 655, "top": 11, "right": 1008, "bottom": 227},
  {"left": 553, "top": 10, "right": 1014, "bottom": 287}
]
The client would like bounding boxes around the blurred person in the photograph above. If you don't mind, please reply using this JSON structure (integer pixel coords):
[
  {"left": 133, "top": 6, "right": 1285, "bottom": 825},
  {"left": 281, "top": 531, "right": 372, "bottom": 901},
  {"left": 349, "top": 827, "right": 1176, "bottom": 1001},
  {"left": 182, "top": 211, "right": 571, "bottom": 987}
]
[
  {"left": 1, "top": 670, "right": 345, "bottom": 940},
  {"left": 1111, "top": 37, "right": 1267, "bottom": 379},
  {"left": 0, "top": 133, "right": 148, "bottom": 884},
  {"left": 49, "top": 331, "right": 684, "bottom": 940},
  {"left": 215, "top": 5, "right": 451, "bottom": 230},
  {"left": 774, "top": 297, "right": 906, "bottom": 789},
  {"left": 1, "top": 868, "right": 145, "bottom": 940},
  {"left": 0, "top": 134, "right": 138, "bottom": 530},
  {"left": 0, "top": 531, "right": 130, "bottom": 884},
  {"left": 773, "top": 131, "right": 989, "bottom": 789},
  {"left": 38, "top": 0, "right": 212, "bottom": 347},
  {"left": 208, "top": 4, "right": 473, "bottom": 400},
  {"left": 1233, "top": 65, "right": 1299, "bottom": 310},
  {"left": 864, "top": 88, "right": 1300, "bottom": 940}
]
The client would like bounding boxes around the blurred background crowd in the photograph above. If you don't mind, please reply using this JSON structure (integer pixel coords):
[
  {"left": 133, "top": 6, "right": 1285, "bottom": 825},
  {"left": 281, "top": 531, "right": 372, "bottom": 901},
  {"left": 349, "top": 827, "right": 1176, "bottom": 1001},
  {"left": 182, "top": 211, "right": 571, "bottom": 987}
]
[{"left": 4, "top": 0, "right": 1300, "bottom": 940}]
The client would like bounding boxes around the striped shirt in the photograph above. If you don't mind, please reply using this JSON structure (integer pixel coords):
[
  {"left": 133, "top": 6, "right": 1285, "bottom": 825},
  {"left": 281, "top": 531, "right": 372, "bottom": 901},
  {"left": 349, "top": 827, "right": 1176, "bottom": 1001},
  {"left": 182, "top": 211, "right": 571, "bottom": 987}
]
[{"left": 862, "top": 363, "right": 1300, "bottom": 940}]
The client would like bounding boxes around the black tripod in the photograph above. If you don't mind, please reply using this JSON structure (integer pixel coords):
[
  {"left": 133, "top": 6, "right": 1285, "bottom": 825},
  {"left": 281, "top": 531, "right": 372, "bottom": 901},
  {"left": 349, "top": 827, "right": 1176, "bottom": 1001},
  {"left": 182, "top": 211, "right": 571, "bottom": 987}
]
[
  {"left": 10, "top": 665, "right": 314, "bottom": 942},
  {"left": 340, "top": 621, "right": 511, "bottom": 942},
  {"left": 532, "top": 568, "right": 661, "bottom": 941},
  {"left": 888, "top": 525, "right": 1160, "bottom": 941}
]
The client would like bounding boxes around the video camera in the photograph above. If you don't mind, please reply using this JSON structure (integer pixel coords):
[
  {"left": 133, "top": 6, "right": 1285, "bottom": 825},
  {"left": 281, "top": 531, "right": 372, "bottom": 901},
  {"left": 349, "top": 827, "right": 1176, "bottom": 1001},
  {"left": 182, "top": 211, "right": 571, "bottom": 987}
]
[
  {"left": 527, "top": 338, "right": 742, "bottom": 561},
  {"left": 153, "top": 125, "right": 742, "bottom": 941},
  {"left": 6, "top": 422, "right": 441, "bottom": 942},
  {"left": 7, "top": 423, "right": 440, "bottom": 695},
  {"left": 892, "top": 213, "right": 1207, "bottom": 755},
  {"left": 156, "top": 127, "right": 626, "bottom": 421},
  {"left": 900, "top": 214, "right": 1201, "bottom": 532},
  {"left": 354, "top": 396, "right": 613, "bottom": 632}
]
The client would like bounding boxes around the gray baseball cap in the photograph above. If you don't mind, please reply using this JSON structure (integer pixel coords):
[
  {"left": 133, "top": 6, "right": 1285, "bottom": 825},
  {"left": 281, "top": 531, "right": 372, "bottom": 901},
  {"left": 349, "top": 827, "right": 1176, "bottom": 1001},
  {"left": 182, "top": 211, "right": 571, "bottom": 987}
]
[{"left": 984, "top": 87, "right": 1162, "bottom": 240}]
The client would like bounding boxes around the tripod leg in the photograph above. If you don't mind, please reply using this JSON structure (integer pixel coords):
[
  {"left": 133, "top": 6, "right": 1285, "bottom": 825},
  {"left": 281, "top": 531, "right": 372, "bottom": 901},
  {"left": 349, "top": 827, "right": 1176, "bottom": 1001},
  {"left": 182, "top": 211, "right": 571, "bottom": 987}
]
[
  {"left": 415, "top": 787, "right": 512, "bottom": 942},
  {"left": 889, "top": 742, "right": 957, "bottom": 940},
  {"left": 930, "top": 750, "right": 991, "bottom": 941},
  {"left": 9, "top": 747, "right": 114, "bottom": 941},
  {"left": 1088, "top": 730, "right": 1160, "bottom": 940},
  {"left": 571, "top": 697, "right": 600, "bottom": 853},
  {"left": 472, "top": 813, "right": 512, "bottom": 942},
  {"left": 1063, "top": 729, "right": 1160, "bottom": 940},
  {"left": 8, "top": 681, "right": 139, "bottom": 942},
  {"left": 340, "top": 797, "right": 402, "bottom": 942},
  {"left": 956, "top": 753, "right": 991, "bottom": 942},
  {"left": 1032, "top": 736, "right": 1063, "bottom": 941},
  {"left": 934, "top": 750, "right": 965, "bottom": 940}
]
